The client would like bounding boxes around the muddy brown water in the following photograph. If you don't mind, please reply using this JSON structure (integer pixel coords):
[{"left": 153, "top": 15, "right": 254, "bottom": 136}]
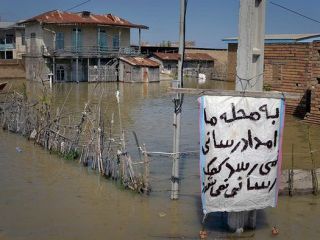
[{"left": 0, "top": 78, "right": 320, "bottom": 240}]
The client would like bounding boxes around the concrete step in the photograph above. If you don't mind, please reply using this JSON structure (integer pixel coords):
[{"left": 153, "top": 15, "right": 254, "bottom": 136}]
[{"left": 279, "top": 169, "right": 319, "bottom": 195}]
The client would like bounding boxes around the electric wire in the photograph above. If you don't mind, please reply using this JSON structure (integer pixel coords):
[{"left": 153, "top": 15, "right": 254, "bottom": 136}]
[
  {"left": 269, "top": 1, "right": 320, "bottom": 25},
  {"left": 65, "top": 0, "right": 92, "bottom": 12}
]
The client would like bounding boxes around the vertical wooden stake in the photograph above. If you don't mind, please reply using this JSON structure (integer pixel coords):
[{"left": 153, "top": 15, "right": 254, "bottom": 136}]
[{"left": 142, "top": 144, "right": 150, "bottom": 193}]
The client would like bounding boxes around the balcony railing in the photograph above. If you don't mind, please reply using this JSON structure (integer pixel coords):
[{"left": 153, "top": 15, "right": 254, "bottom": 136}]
[
  {"left": 0, "top": 43, "right": 16, "bottom": 51},
  {"left": 42, "top": 45, "right": 140, "bottom": 57}
]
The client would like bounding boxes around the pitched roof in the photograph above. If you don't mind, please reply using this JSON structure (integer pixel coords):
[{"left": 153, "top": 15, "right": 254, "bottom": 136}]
[
  {"left": 119, "top": 57, "right": 160, "bottom": 67},
  {"left": 21, "top": 10, "right": 148, "bottom": 29},
  {"left": 152, "top": 52, "right": 214, "bottom": 61},
  {"left": 223, "top": 33, "right": 320, "bottom": 43}
]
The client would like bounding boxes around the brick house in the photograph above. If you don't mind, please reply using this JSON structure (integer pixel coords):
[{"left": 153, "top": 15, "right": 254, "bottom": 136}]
[{"left": 223, "top": 34, "right": 320, "bottom": 124}]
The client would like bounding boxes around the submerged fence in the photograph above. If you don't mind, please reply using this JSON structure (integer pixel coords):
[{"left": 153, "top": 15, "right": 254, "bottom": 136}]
[
  {"left": 0, "top": 86, "right": 150, "bottom": 194},
  {"left": 88, "top": 65, "right": 118, "bottom": 82}
]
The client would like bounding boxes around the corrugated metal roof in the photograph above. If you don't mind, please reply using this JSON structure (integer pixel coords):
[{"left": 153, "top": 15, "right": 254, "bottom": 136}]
[
  {"left": 153, "top": 52, "right": 214, "bottom": 61},
  {"left": 119, "top": 57, "right": 160, "bottom": 67},
  {"left": 153, "top": 52, "right": 180, "bottom": 61},
  {"left": 223, "top": 33, "right": 320, "bottom": 43},
  {"left": 21, "top": 10, "right": 148, "bottom": 29}
]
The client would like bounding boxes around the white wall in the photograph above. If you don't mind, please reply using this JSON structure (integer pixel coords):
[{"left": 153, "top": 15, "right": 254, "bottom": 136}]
[{"left": 14, "top": 29, "right": 26, "bottom": 59}]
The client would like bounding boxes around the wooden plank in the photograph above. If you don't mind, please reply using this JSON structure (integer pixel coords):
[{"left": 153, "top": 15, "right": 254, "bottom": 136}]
[{"left": 169, "top": 87, "right": 301, "bottom": 100}]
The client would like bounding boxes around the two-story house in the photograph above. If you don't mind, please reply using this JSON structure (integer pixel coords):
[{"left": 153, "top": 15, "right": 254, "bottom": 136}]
[
  {"left": 0, "top": 22, "right": 25, "bottom": 60},
  {"left": 21, "top": 10, "right": 148, "bottom": 82}
]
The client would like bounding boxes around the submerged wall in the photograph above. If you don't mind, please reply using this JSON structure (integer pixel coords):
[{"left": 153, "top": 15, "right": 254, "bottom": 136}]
[
  {"left": 119, "top": 61, "right": 159, "bottom": 83},
  {"left": 0, "top": 59, "right": 25, "bottom": 79}
]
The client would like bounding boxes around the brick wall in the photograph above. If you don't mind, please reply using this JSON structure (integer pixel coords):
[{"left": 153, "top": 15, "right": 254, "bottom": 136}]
[
  {"left": 227, "top": 42, "right": 320, "bottom": 123},
  {"left": 264, "top": 43, "right": 311, "bottom": 116},
  {"left": 226, "top": 43, "right": 237, "bottom": 82},
  {"left": 0, "top": 59, "right": 25, "bottom": 79},
  {"left": 305, "top": 41, "right": 320, "bottom": 124}
]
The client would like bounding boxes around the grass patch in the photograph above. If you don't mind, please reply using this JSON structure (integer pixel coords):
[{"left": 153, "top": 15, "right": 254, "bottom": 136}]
[
  {"left": 63, "top": 149, "right": 80, "bottom": 161},
  {"left": 263, "top": 84, "right": 272, "bottom": 91}
]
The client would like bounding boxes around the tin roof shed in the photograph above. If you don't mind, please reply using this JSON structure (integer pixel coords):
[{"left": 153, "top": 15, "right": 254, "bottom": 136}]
[{"left": 119, "top": 57, "right": 159, "bottom": 67}]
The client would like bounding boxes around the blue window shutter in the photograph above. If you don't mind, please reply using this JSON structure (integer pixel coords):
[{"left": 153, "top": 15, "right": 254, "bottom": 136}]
[
  {"left": 72, "top": 29, "right": 77, "bottom": 52},
  {"left": 56, "top": 32, "right": 64, "bottom": 50},
  {"left": 100, "top": 31, "right": 107, "bottom": 52},
  {"left": 113, "top": 34, "right": 119, "bottom": 50},
  {"left": 72, "top": 28, "right": 82, "bottom": 52},
  {"left": 77, "top": 29, "right": 82, "bottom": 51}
]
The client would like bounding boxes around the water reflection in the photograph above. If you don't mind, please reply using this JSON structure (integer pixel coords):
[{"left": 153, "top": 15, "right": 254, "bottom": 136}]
[{"left": 0, "top": 78, "right": 319, "bottom": 239}]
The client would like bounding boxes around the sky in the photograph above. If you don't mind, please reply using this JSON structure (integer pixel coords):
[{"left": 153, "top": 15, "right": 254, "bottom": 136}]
[{"left": 1, "top": 0, "right": 320, "bottom": 48}]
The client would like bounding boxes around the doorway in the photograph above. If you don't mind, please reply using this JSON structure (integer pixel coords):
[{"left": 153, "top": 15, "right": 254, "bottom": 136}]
[{"left": 56, "top": 66, "right": 65, "bottom": 81}]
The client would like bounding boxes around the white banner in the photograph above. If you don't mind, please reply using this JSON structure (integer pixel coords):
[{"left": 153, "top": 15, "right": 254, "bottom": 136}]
[{"left": 198, "top": 96, "right": 285, "bottom": 213}]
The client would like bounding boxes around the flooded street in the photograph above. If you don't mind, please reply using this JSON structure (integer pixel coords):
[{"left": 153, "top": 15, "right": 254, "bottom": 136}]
[{"left": 1, "top": 79, "right": 320, "bottom": 240}]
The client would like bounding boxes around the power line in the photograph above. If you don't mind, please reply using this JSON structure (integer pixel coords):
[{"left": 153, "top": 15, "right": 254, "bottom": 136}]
[
  {"left": 269, "top": 1, "right": 320, "bottom": 25},
  {"left": 65, "top": 0, "right": 92, "bottom": 12}
]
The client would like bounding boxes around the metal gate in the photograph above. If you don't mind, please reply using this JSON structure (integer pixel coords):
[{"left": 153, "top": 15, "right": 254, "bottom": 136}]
[{"left": 88, "top": 59, "right": 118, "bottom": 82}]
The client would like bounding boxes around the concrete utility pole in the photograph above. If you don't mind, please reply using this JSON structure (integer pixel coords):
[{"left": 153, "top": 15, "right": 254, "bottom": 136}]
[
  {"left": 227, "top": 0, "right": 266, "bottom": 232},
  {"left": 235, "top": 0, "right": 265, "bottom": 92},
  {"left": 171, "top": 0, "right": 186, "bottom": 200},
  {"left": 177, "top": 0, "right": 186, "bottom": 89}
]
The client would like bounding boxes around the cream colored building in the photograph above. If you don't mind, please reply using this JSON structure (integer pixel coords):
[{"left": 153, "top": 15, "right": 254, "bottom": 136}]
[
  {"left": 21, "top": 10, "right": 148, "bottom": 82},
  {"left": 0, "top": 22, "right": 26, "bottom": 60}
]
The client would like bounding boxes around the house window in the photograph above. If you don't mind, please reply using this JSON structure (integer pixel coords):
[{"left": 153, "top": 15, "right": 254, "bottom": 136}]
[
  {"left": 56, "top": 66, "right": 65, "bottom": 81},
  {"left": 72, "top": 28, "right": 82, "bottom": 52},
  {"left": 5, "top": 51, "right": 13, "bottom": 59},
  {"left": 31, "top": 33, "right": 36, "bottom": 38},
  {"left": 56, "top": 32, "right": 64, "bottom": 50},
  {"left": 112, "top": 34, "right": 119, "bottom": 50},
  {"left": 21, "top": 32, "right": 25, "bottom": 45},
  {"left": 98, "top": 29, "right": 107, "bottom": 52},
  {"left": 317, "top": 77, "right": 320, "bottom": 84},
  {"left": 5, "top": 34, "right": 14, "bottom": 44}
]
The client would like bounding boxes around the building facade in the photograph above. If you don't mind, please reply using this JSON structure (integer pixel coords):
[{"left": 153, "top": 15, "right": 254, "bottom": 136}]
[
  {"left": 150, "top": 52, "right": 215, "bottom": 78},
  {"left": 119, "top": 57, "right": 160, "bottom": 83},
  {"left": 0, "top": 22, "right": 26, "bottom": 60},
  {"left": 131, "top": 46, "right": 227, "bottom": 80},
  {"left": 21, "top": 10, "right": 148, "bottom": 82},
  {"left": 224, "top": 34, "right": 320, "bottom": 124},
  {"left": 185, "top": 48, "right": 227, "bottom": 80}
]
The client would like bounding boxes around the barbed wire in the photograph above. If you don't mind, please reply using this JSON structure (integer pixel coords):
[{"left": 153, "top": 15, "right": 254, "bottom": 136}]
[
  {"left": 142, "top": 149, "right": 319, "bottom": 157},
  {"left": 143, "top": 149, "right": 199, "bottom": 157}
]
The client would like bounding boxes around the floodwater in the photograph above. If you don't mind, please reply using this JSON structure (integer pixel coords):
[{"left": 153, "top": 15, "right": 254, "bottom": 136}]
[{"left": 0, "top": 78, "right": 320, "bottom": 240}]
